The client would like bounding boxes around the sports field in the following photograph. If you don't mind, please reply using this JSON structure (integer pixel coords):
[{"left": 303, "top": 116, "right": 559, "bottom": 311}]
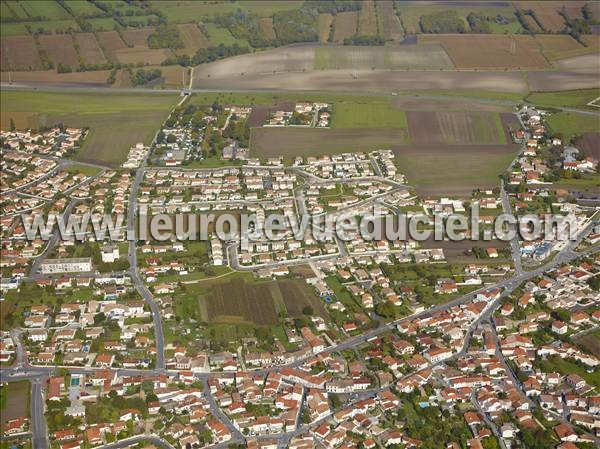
[{"left": 1, "top": 91, "right": 178, "bottom": 167}]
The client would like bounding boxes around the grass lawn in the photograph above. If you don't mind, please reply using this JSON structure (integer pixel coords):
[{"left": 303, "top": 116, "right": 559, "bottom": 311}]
[
  {"left": 332, "top": 101, "right": 407, "bottom": 129},
  {"left": 404, "top": 89, "right": 525, "bottom": 103},
  {"left": 526, "top": 89, "right": 600, "bottom": 109},
  {"left": 546, "top": 111, "right": 600, "bottom": 142},
  {"left": 553, "top": 174, "right": 600, "bottom": 191},
  {"left": 1, "top": 90, "right": 178, "bottom": 167}
]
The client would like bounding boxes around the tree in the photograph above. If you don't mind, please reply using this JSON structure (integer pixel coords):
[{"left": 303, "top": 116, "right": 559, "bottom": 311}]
[
  {"left": 9, "top": 118, "right": 16, "bottom": 131},
  {"left": 302, "top": 305, "right": 314, "bottom": 315}
]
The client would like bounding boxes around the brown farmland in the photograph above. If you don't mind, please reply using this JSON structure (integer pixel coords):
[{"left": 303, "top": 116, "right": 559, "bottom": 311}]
[
  {"left": 250, "top": 127, "right": 408, "bottom": 159},
  {"left": 358, "top": 0, "right": 378, "bottom": 36},
  {"left": 0, "top": 36, "right": 42, "bottom": 71},
  {"left": 406, "top": 111, "right": 505, "bottom": 144},
  {"left": 418, "top": 34, "right": 551, "bottom": 69},
  {"left": 377, "top": 0, "right": 402, "bottom": 41},
  {"left": 515, "top": 1, "right": 575, "bottom": 32},
  {"left": 333, "top": 11, "right": 358, "bottom": 42},
  {"left": 122, "top": 28, "right": 153, "bottom": 47},
  {"left": 0, "top": 69, "right": 110, "bottom": 86},
  {"left": 279, "top": 279, "right": 327, "bottom": 318},
  {"left": 318, "top": 13, "right": 334, "bottom": 42},
  {"left": 0, "top": 111, "right": 37, "bottom": 130},
  {"left": 573, "top": 133, "right": 600, "bottom": 159},
  {"left": 176, "top": 23, "right": 210, "bottom": 55},
  {"left": 74, "top": 33, "right": 107, "bottom": 65},
  {"left": 259, "top": 17, "right": 276, "bottom": 41},
  {"left": 534, "top": 34, "right": 594, "bottom": 60},
  {"left": 521, "top": 14, "right": 543, "bottom": 33},
  {"left": 96, "top": 31, "right": 127, "bottom": 60},
  {"left": 114, "top": 48, "right": 173, "bottom": 65},
  {"left": 204, "top": 278, "right": 278, "bottom": 325},
  {"left": 247, "top": 102, "right": 295, "bottom": 127},
  {"left": 39, "top": 34, "right": 79, "bottom": 69}
]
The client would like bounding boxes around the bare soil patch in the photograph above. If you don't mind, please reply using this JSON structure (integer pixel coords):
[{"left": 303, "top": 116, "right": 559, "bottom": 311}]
[
  {"left": 204, "top": 278, "right": 278, "bottom": 325},
  {"left": 74, "top": 33, "right": 107, "bottom": 65},
  {"left": 0, "top": 69, "right": 110, "bottom": 86},
  {"left": 259, "top": 17, "right": 276, "bottom": 41},
  {"left": 0, "top": 36, "right": 42, "bottom": 71},
  {"left": 0, "top": 381, "right": 29, "bottom": 422},
  {"left": 573, "top": 132, "right": 600, "bottom": 159},
  {"left": 575, "top": 330, "right": 600, "bottom": 358},
  {"left": 279, "top": 279, "right": 327, "bottom": 318},
  {"left": 176, "top": 23, "right": 210, "bottom": 56},
  {"left": 516, "top": 1, "right": 581, "bottom": 32},
  {"left": 406, "top": 111, "right": 504, "bottom": 144},
  {"left": 96, "top": 31, "right": 127, "bottom": 60},
  {"left": 377, "top": 0, "right": 402, "bottom": 41},
  {"left": 39, "top": 34, "right": 79, "bottom": 69},
  {"left": 114, "top": 48, "right": 173, "bottom": 65},
  {"left": 0, "top": 111, "right": 37, "bottom": 130},
  {"left": 419, "top": 34, "right": 551, "bottom": 69},
  {"left": 333, "top": 11, "right": 358, "bottom": 43},
  {"left": 122, "top": 28, "right": 154, "bottom": 47},
  {"left": 251, "top": 127, "right": 408, "bottom": 159},
  {"left": 358, "top": 0, "right": 378, "bottom": 36}
]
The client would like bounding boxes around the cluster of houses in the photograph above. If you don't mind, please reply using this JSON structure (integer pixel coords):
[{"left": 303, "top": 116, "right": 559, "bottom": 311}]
[
  {"left": 264, "top": 102, "right": 330, "bottom": 127},
  {"left": 122, "top": 142, "right": 149, "bottom": 169},
  {"left": 0, "top": 126, "right": 85, "bottom": 158}
]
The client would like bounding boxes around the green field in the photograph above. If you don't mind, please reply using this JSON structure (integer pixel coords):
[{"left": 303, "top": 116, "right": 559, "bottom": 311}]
[
  {"left": 86, "top": 17, "right": 120, "bottom": 31},
  {"left": 546, "top": 111, "right": 600, "bottom": 142},
  {"left": 203, "top": 22, "right": 248, "bottom": 47},
  {"left": 13, "top": 0, "right": 71, "bottom": 20},
  {"left": 151, "top": 0, "right": 303, "bottom": 23},
  {"left": 0, "top": 18, "right": 80, "bottom": 35},
  {"left": 1, "top": 91, "right": 178, "bottom": 167},
  {"left": 65, "top": 0, "right": 104, "bottom": 17},
  {"left": 526, "top": 89, "right": 600, "bottom": 109},
  {"left": 332, "top": 101, "right": 407, "bottom": 129}
]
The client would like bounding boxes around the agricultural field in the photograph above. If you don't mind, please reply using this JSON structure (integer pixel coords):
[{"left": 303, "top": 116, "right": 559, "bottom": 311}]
[
  {"left": 515, "top": 1, "right": 577, "bottom": 32},
  {"left": 86, "top": 17, "right": 119, "bottom": 31},
  {"left": 525, "top": 88, "right": 600, "bottom": 109},
  {"left": 151, "top": 0, "right": 303, "bottom": 24},
  {"left": 358, "top": 0, "right": 378, "bottom": 36},
  {"left": 546, "top": 111, "right": 600, "bottom": 142},
  {"left": 419, "top": 34, "right": 551, "bottom": 70},
  {"left": 7, "top": 0, "right": 71, "bottom": 20},
  {"left": 1, "top": 90, "right": 178, "bottom": 166},
  {"left": 393, "top": 143, "right": 519, "bottom": 196},
  {"left": 317, "top": 13, "right": 334, "bottom": 42},
  {"left": 535, "top": 34, "right": 600, "bottom": 60},
  {"left": 74, "top": 32, "right": 107, "bottom": 65},
  {"left": 95, "top": 30, "right": 127, "bottom": 59},
  {"left": 258, "top": 17, "right": 276, "bottom": 40},
  {"left": 572, "top": 133, "right": 600, "bottom": 160},
  {"left": 331, "top": 101, "right": 407, "bottom": 129},
  {"left": 575, "top": 329, "right": 600, "bottom": 358},
  {"left": 39, "top": 34, "right": 79, "bottom": 69},
  {"left": 278, "top": 279, "right": 327, "bottom": 318},
  {"left": 314, "top": 44, "right": 454, "bottom": 70},
  {"left": 201, "top": 278, "right": 279, "bottom": 326},
  {"left": 0, "top": 69, "right": 110, "bottom": 86},
  {"left": 65, "top": 0, "right": 104, "bottom": 17},
  {"left": 0, "top": 35, "right": 42, "bottom": 70},
  {"left": 250, "top": 127, "right": 408, "bottom": 160},
  {"left": 114, "top": 48, "right": 173, "bottom": 65},
  {"left": 376, "top": 0, "right": 403, "bottom": 41},
  {"left": 0, "top": 110, "right": 37, "bottom": 130},
  {"left": 122, "top": 27, "right": 154, "bottom": 47},
  {"left": 176, "top": 23, "right": 211, "bottom": 56},
  {"left": 332, "top": 11, "right": 358, "bottom": 43},
  {"left": 406, "top": 111, "right": 507, "bottom": 145}
]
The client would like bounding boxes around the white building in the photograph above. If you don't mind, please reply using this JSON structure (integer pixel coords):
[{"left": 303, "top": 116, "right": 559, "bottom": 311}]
[{"left": 40, "top": 257, "right": 92, "bottom": 274}]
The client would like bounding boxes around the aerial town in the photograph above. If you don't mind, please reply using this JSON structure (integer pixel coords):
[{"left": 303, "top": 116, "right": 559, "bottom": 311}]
[{"left": 1, "top": 1, "right": 599, "bottom": 449}]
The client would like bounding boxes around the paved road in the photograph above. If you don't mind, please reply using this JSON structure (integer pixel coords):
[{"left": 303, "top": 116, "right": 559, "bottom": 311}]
[
  {"left": 31, "top": 378, "right": 48, "bottom": 449},
  {"left": 500, "top": 180, "right": 523, "bottom": 276}
]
